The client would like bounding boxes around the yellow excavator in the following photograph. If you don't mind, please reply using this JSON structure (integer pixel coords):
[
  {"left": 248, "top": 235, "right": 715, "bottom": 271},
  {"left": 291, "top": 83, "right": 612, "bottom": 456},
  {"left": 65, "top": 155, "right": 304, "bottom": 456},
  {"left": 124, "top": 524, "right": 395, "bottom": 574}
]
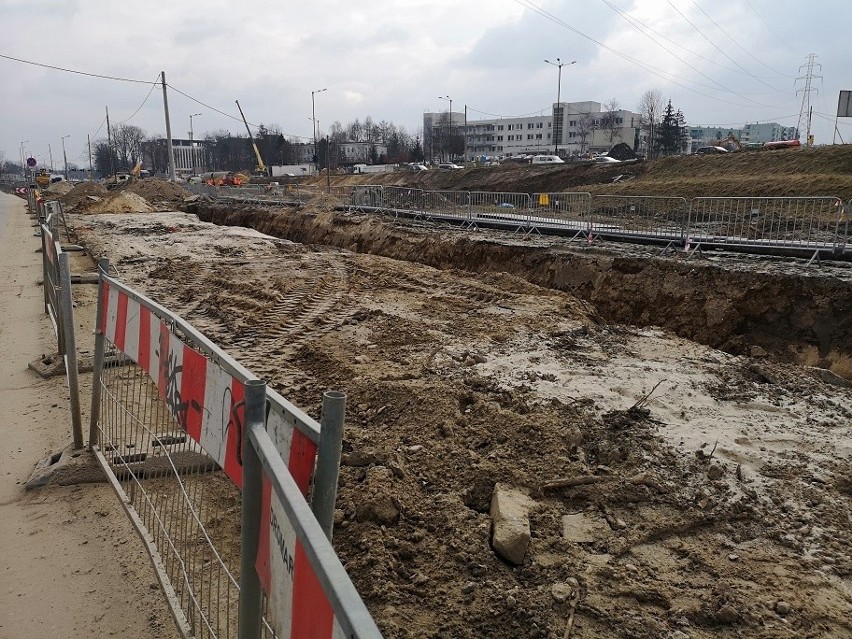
[{"left": 235, "top": 100, "right": 268, "bottom": 177}]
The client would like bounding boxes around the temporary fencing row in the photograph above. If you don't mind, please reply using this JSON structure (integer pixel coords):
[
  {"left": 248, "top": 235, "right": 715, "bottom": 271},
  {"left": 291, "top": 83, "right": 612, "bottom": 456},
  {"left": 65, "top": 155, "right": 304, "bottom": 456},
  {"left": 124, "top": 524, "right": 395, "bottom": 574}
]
[
  {"left": 35, "top": 199, "right": 84, "bottom": 447},
  {"left": 349, "top": 187, "right": 850, "bottom": 258},
  {"left": 88, "top": 263, "right": 381, "bottom": 638}
]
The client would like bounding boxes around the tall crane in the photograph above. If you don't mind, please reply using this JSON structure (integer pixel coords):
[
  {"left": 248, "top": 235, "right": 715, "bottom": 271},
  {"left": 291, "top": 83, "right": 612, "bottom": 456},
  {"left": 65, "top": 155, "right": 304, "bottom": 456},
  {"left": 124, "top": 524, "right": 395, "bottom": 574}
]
[{"left": 235, "top": 100, "right": 268, "bottom": 176}]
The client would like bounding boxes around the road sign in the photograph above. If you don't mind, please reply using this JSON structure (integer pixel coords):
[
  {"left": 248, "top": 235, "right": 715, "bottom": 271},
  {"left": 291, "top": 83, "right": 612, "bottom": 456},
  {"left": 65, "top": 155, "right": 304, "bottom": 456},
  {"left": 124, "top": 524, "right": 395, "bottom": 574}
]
[{"left": 26, "top": 157, "right": 36, "bottom": 167}]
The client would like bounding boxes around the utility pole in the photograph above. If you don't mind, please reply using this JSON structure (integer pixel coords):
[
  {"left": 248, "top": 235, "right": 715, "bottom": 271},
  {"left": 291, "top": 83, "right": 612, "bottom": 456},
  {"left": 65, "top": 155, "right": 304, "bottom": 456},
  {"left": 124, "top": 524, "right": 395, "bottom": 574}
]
[
  {"left": 88, "top": 134, "right": 93, "bottom": 181},
  {"left": 312, "top": 88, "right": 327, "bottom": 173},
  {"left": 796, "top": 53, "right": 821, "bottom": 147},
  {"left": 49, "top": 144, "right": 54, "bottom": 172},
  {"left": 161, "top": 71, "right": 177, "bottom": 181},
  {"left": 189, "top": 113, "right": 201, "bottom": 175},
  {"left": 61, "top": 135, "right": 70, "bottom": 181},
  {"left": 105, "top": 106, "right": 116, "bottom": 180},
  {"left": 464, "top": 104, "right": 468, "bottom": 162}
]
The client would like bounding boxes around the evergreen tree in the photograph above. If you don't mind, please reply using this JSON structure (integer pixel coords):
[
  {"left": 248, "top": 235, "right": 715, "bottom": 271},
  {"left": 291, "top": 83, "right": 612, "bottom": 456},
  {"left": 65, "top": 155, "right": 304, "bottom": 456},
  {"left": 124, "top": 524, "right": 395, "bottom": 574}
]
[{"left": 656, "top": 100, "right": 683, "bottom": 156}]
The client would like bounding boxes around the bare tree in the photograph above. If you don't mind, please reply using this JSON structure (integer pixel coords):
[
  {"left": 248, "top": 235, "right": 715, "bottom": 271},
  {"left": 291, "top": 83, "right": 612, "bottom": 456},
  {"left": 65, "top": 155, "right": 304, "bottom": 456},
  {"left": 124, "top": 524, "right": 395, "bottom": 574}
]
[
  {"left": 110, "top": 124, "right": 145, "bottom": 171},
  {"left": 576, "top": 114, "right": 596, "bottom": 153},
  {"left": 599, "top": 98, "right": 622, "bottom": 149},
  {"left": 637, "top": 89, "right": 663, "bottom": 158}
]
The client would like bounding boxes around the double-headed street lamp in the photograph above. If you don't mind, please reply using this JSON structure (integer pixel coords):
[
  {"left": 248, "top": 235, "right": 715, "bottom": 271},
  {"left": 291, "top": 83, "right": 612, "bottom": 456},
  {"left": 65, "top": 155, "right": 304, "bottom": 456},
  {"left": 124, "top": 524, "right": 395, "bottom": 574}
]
[
  {"left": 61, "top": 135, "right": 71, "bottom": 181},
  {"left": 312, "top": 88, "right": 327, "bottom": 166},
  {"left": 438, "top": 95, "right": 452, "bottom": 161},
  {"left": 544, "top": 58, "right": 576, "bottom": 156},
  {"left": 189, "top": 113, "right": 202, "bottom": 175}
]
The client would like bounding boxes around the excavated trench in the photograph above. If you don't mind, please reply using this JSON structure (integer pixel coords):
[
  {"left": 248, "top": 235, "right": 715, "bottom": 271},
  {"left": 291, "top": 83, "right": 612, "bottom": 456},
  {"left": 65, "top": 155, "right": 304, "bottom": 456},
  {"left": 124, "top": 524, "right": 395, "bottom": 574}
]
[{"left": 186, "top": 202, "right": 852, "bottom": 379}]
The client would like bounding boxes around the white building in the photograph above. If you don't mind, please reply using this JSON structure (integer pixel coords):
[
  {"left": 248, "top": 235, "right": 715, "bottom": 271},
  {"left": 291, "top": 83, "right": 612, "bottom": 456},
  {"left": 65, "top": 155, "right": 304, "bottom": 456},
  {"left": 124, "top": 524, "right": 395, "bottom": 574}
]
[
  {"left": 171, "top": 139, "right": 206, "bottom": 177},
  {"left": 427, "top": 101, "right": 643, "bottom": 161}
]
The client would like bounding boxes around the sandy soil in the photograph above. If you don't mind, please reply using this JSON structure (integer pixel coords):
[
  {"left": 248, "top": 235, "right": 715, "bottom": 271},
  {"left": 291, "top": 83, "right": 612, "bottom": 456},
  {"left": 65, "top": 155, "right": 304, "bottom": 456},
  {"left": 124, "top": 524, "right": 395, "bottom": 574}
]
[
  {"left": 69, "top": 201, "right": 852, "bottom": 639},
  {"left": 0, "top": 193, "right": 178, "bottom": 639}
]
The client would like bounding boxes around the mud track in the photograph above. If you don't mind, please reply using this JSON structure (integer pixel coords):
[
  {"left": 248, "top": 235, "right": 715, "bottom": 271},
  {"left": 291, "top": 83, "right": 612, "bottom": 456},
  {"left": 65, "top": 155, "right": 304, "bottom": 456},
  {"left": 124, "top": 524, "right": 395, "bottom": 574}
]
[{"left": 189, "top": 202, "right": 852, "bottom": 379}]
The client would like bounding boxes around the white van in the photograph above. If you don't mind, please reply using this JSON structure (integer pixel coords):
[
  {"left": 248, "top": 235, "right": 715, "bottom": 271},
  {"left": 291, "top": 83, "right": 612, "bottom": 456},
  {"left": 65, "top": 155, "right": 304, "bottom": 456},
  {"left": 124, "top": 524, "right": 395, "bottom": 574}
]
[{"left": 531, "top": 155, "right": 565, "bottom": 164}]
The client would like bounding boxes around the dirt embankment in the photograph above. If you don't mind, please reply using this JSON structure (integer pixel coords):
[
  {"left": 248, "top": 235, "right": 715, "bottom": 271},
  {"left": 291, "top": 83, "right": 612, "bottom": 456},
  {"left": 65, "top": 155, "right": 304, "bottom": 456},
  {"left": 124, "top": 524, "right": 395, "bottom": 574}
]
[
  {"left": 302, "top": 145, "right": 852, "bottom": 200},
  {"left": 188, "top": 203, "right": 852, "bottom": 379}
]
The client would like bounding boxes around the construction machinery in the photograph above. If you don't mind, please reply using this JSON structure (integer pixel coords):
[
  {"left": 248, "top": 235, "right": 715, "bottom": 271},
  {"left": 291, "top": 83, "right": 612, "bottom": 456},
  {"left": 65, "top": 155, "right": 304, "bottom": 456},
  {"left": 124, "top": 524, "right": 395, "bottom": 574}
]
[
  {"left": 235, "top": 100, "right": 268, "bottom": 177},
  {"left": 714, "top": 134, "right": 742, "bottom": 152}
]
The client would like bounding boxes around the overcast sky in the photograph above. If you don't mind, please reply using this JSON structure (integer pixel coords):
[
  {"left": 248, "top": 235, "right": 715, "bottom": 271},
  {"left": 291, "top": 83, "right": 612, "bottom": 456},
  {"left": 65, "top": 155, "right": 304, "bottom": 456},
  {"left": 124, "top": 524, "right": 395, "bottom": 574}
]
[{"left": 1, "top": 0, "right": 849, "bottom": 168}]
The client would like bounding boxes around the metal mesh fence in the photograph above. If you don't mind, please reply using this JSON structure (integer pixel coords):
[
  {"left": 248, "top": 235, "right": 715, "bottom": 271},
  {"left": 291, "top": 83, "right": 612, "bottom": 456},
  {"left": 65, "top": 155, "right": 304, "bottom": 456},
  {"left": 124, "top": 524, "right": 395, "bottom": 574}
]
[
  {"left": 529, "top": 192, "right": 592, "bottom": 238},
  {"left": 94, "top": 347, "right": 242, "bottom": 637},
  {"left": 468, "top": 191, "right": 531, "bottom": 229},
  {"left": 588, "top": 195, "right": 688, "bottom": 244},
  {"left": 686, "top": 196, "right": 845, "bottom": 249},
  {"left": 421, "top": 190, "right": 469, "bottom": 222}
]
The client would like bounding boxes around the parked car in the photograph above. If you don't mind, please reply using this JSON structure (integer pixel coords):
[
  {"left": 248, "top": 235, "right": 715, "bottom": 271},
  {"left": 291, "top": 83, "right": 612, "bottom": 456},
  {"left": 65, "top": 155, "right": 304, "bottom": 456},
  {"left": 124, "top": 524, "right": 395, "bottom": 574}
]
[
  {"left": 695, "top": 146, "right": 729, "bottom": 154},
  {"left": 438, "top": 163, "right": 462, "bottom": 171},
  {"left": 593, "top": 156, "right": 621, "bottom": 164},
  {"left": 409, "top": 164, "right": 429, "bottom": 171},
  {"left": 531, "top": 155, "right": 565, "bottom": 165}
]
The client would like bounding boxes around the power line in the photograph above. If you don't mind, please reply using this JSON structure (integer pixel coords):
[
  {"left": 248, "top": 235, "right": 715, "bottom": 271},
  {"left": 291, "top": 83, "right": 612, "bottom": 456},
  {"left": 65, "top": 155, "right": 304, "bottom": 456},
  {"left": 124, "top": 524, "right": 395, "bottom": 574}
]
[
  {"left": 166, "top": 82, "right": 311, "bottom": 141},
  {"left": 690, "top": 0, "right": 791, "bottom": 79},
  {"left": 597, "top": 0, "right": 770, "bottom": 107},
  {"left": 117, "top": 74, "right": 162, "bottom": 124},
  {"left": 512, "top": 0, "right": 765, "bottom": 108},
  {"left": 0, "top": 52, "right": 156, "bottom": 84},
  {"left": 665, "top": 1, "right": 788, "bottom": 97}
]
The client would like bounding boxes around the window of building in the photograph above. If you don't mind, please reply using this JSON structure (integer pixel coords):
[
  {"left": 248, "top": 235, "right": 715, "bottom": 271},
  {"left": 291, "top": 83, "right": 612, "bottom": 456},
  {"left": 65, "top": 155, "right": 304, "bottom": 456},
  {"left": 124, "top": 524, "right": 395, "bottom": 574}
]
[
  {"left": 615, "top": 117, "right": 623, "bottom": 124},
  {"left": 536, "top": 122, "right": 543, "bottom": 128},
  {"left": 527, "top": 123, "right": 534, "bottom": 129},
  {"left": 569, "top": 120, "right": 577, "bottom": 127},
  {"left": 535, "top": 133, "right": 542, "bottom": 139},
  {"left": 569, "top": 132, "right": 576, "bottom": 138},
  {"left": 507, "top": 124, "right": 513, "bottom": 131},
  {"left": 527, "top": 134, "right": 533, "bottom": 140},
  {"left": 497, "top": 125, "right": 504, "bottom": 131},
  {"left": 507, "top": 135, "right": 513, "bottom": 141},
  {"left": 497, "top": 135, "right": 503, "bottom": 141}
]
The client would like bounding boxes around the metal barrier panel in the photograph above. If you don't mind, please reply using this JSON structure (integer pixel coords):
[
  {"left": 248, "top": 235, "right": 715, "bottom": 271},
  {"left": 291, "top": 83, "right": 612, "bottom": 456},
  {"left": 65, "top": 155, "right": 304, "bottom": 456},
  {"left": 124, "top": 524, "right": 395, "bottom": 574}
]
[
  {"left": 589, "top": 195, "right": 688, "bottom": 244},
  {"left": 89, "top": 275, "right": 377, "bottom": 638},
  {"left": 687, "top": 196, "right": 845, "bottom": 249},
  {"left": 422, "top": 190, "right": 470, "bottom": 222},
  {"left": 528, "top": 192, "right": 592, "bottom": 235},
  {"left": 351, "top": 185, "right": 383, "bottom": 209},
  {"left": 468, "top": 191, "right": 531, "bottom": 228},
  {"left": 381, "top": 186, "right": 423, "bottom": 214},
  {"left": 40, "top": 221, "right": 64, "bottom": 353}
]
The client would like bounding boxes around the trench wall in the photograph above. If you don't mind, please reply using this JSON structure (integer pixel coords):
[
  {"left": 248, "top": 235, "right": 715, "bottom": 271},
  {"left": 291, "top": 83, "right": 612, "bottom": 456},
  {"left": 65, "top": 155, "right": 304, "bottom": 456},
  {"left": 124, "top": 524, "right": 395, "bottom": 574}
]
[{"left": 189, "top": 203, "right": 852, "bottom": 379}]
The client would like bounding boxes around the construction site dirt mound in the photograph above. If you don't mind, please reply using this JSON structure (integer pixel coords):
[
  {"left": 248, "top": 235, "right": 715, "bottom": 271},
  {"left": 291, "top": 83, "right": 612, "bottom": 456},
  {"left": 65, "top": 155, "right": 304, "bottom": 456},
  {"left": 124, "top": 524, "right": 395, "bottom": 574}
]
[
  {"left": 127, "top": 178, "right": 191, "bottom": 205},
  {"left": 60, "top": 181, "right": 110, "bottom": 212},
  {"left": 45, "top": 181, "right": 74, "bottom": 196},
  {"left": 85, "top": 191, "right": 154, "bottom": 214}
]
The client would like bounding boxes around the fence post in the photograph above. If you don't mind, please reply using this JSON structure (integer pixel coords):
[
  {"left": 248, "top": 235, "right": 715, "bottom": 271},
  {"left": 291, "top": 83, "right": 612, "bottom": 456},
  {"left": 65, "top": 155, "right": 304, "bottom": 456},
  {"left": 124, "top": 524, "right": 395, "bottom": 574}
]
[
  {"left": 238, "top": 379, "right": 266, "bottom": 639},
  {"left": 88, "top": 258, "right": 110, "bottom": 450},
  {"left": 311, "top": 390, "right": 347, "bottom": 541},
  {"left": 58, "top": 252, "right": 84, "bottom": 449}
]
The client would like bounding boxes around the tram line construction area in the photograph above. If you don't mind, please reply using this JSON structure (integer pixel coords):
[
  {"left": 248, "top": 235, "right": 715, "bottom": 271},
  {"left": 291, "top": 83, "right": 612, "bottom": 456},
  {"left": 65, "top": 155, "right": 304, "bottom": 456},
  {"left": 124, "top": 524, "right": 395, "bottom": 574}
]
[{"left": 18, "top": 146, "right": 852, "bottom": 637}]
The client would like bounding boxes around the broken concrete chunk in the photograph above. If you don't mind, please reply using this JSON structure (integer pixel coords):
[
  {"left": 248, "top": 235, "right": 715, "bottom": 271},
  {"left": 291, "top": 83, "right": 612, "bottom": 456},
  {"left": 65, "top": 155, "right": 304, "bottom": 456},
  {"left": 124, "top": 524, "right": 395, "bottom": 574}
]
[{"left": 490, "top": 483, "right": 535, "bottom": 565}]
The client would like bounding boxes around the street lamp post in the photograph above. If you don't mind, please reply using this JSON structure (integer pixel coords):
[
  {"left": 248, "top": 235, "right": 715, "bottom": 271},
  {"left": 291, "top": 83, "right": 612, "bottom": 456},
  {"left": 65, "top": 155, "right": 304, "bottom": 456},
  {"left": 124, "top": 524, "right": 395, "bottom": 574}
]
[
  {"left": 189, "top": 113, "right": 201, "bottom": 175},
  {"left": 438, "top": 95, "right": 452, "bottom": 161},
  {"left": 61, "top": 135, "right": 71, "bottom": 181},
  {"left": 20, "top": 140, "right": 29, "bottom": 179},
  {"left": 544, "top": 58, "right": 576, "bottom": 156},
  {"left": 311, "top": 88, "right": 327, "bottom": 170}
]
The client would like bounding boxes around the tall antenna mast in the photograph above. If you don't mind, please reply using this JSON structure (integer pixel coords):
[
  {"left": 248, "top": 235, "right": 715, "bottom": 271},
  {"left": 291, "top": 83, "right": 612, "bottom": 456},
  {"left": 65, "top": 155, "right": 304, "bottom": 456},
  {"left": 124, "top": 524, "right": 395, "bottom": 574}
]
[{"left": 795, "top": 53, "right": 822, "bottom": 146}]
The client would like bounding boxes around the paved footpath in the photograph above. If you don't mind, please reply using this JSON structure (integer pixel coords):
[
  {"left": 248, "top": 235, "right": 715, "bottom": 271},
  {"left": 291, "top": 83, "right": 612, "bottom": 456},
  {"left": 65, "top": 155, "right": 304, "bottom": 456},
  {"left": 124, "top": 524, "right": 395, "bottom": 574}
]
[{"left": 0, "top": 192, "right": 178, "bottom": 638}]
